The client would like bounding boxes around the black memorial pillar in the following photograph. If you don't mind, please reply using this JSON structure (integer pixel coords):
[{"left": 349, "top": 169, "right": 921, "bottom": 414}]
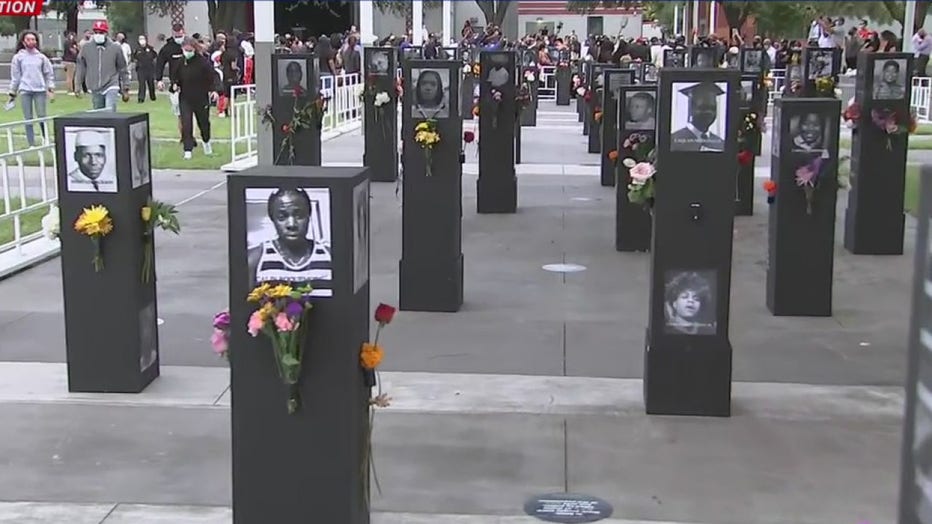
[
  {"left": 55, "top": 112, "right": 159, "bottom": 393},
  {"left": 896, "top": 167, "right": 932, "bottom": 524},
  {"left": 228, "top": 167, "right": 370, "bottom": 524},
  {"left": 586, "top": 63, "right": 608, "bottom": 152},
  {"left": 520, "top": 65, "right": 540, "bottom": 127},
  {"left": 556, "top": 51, "right": 572, "bottom": 106},
  {"left": 600, "top": 69, "right": 635, "bottom": 187},
  {"left": 577, "top": 65, "right": 586, "bottom": 122},
  {"left": 363, "top": 48, "right": 399, "bottom": 182},
  {"left": 802, "top": 47, "right": 842, "bottom": 98},
  {"left": 478, "top": 51, "right": 518, "bottom": 214},
  {"left": 270, "top": 54, "right": 322, "bottom": 166},
  {"left": 461, "top": 48, "right": 478, "bottom": 121},
  {"left": 844, "top": 52, "right": 914, "bottom": 255},
  {"left": 615, "top": 84, "right": 657, "bottom": 252},
  {"left": 644, "top": 69, "right": 740, "bottom": 417},
  {"left": 399, "top": 59, "right": 464, "bottom": 311},
  {"left": 766, "top": 98, "right": 841, "bottom": 316},
  {"left": 735, "top": 74, "right": 762, "bottom": 216}
]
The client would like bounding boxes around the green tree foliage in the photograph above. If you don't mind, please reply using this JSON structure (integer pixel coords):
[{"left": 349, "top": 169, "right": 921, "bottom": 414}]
[
  {"left": 0, "top": 16, "right": 29, "bottom": 37},
  {"left": 106, "top": 1, "right": 144, "bottom": 37},
  {"left": 377, "top": 0, "right": 513, "bottom": 26}
]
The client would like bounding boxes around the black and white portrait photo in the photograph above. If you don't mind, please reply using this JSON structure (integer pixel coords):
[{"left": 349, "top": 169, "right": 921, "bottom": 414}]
[
  {"left": 742, "top": 49, "right": 763, "bottom": 73},
  {"left": 664, "top": 49, "right": 685, "bottom": 68},
  {"left": 245, "top": 187, "right": 333, "bottom": 297},
  {"left": 643, "top": 63, "right": 658, "bottom": 83},
  {"left": 352, "top": 180, "right": 369, "bottom": 293},
  {"left": 607, "top": 72, "right": 627, "bottom": 100},
  {"left": 670, "top": 81, "right": 727, "bottom": 152},
  {"left": 411, "top": 68, "right": 450, "bottom": 119},
  {"left": 130, "top": 121, "right": 150, "bottom": 189},
  {"left": 63, "top": 127, "right": 117, "bottom": 193},
  {"left": 487, "top": 55, "right": 511, "bottom": 89},
  {"left": 664, "top": 270, "right": 717, "bottom": 336},
  {"left": 873, "top": 58, "right": 908, "bottom": 100},
  {"left": 692, "top": 48, "right": 717, "bottom": 68},
  {"left": 277, "top": 59, "right": 307, "bottom": 96},
  {"left": 521, "top": 49, "right": 536, "bottom": 67},
  {"left": 739, "top": 79, "right": 755, "bottom": 106},
  {"left": 139, "top": 301, "right": 158, "bottom": 371},
  {"left": 725, "top": 50, "right": 740, "bottom": 69},
  {"left": 807, "top": 49, "right": 834, "bottom": 79},
  {"left": 786, "top": 64, "right": 803, "bottom": 86},
  {"left": 624, "top": 91, "right": 656, "bottom": 131},
  {"left": 367, "top": 50, "right": 391, "bottom": 76},
  {"left": 789, "top": 112, "right": 833, "bottom": 156}
]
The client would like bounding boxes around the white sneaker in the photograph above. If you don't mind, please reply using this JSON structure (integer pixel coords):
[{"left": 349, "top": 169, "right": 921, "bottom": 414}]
[
  {"left": 183, "top": 151, "right": 192, "bottom": 160},
  {"left": 202, "top": 141, "right": 213, "bottom": 156}
]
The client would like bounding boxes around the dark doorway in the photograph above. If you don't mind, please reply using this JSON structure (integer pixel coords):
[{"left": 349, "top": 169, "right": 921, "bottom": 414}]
[{"left": 274, "top": 1, "right": 353, "bottom": 41}]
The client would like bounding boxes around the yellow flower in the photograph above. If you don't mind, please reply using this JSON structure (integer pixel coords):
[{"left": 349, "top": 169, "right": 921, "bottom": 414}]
[
  {"left": 247, "top": 283, "right": 272, "bottom": 302},
  {"left": 74, "top": 205, "right": 113, "bottom": 237},
  {"left": 266, "top": 284, "right": 293, "bottom": 299},
  {"left": 415, "top": 122, "right": 430, "bottom": 132},
  {"left": 259, "top": 302, "right": 275, "bottom": 321},
  {"left": 360, "top": 342, "right": 384, "bottom": 370},
  {"left": 141, "top": 206, "right": 152, "bottom": 222}
]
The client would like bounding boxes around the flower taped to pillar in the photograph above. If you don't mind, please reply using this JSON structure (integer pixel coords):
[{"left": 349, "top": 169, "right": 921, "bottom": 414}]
[
  {"left": 360, "top": 302, "right": 397, "bottom": 506},
  {"left": 258, "top": 88, "right": 329, "bottom": 165},
  {"left": 737, "top": 111, "right": 762, "bottom": 161},
  {"left": 246, "top": 282, "right": 314, "bottom": 414},
  {"left": 414, "top": 120, "right": 440, "bottom": 176},
  {"left": 73, "top": 204, "right": 113, "bottom": 272},
  {"left": 870, "top": 107, "right": 917, "bottom": 149},
  {"left": 140, "top": 197, "right": 181, "bottom": 283},
  {"left": 663, "top": 270, "right": 717, "bottom": 335},
  {"left": 364, "top": 68, "right": 393, "bottom": 141},
  {"left": 245, "top": 187, "right": 333, "bottom": 296},
  {"left": 622, "top": 133, "right": 657, "bottom": 207},
  {"left": 669, "top": 81, "right": 727, "bottom": 152}
]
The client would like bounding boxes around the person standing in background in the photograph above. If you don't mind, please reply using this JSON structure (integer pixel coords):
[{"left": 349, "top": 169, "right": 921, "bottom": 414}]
[
  {"left": 156, "top": 23, "right": 186, "bottom": 142},
  {"left": 8, "top": 30, "right": 55, "bottom": 147},
  {"left": 115, "top": 32, "right": 132, "bottom": 81},
  {"left": 75, "top": 20, "right": 130, "bottom": 111},
  {"left": 133, "top": 34, "right": 158, "bottom": 103},
  {"left": 175, "top": 36, "right": 221, "bottom": 160},
  {"left": 844, "top": 28, "right": 861, "bottom": 73},
  {"left": 62, "top": 32, "right": 78, "bottom": 95},
  {"left": 341, "top": 34, "right": 361, "bottom": 74},
  {"left": 913, "top": 29, "right": 932, "bottom": 77}
]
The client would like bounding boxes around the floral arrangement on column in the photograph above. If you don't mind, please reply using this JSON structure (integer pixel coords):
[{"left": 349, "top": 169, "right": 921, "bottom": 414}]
[
  {"left": 246, "top": 282, "right": 315, "bottom": 414},
  {"left": 794, "top": 156, "right": 825, "bottom": 215},
  {"left": 607, "top": 149, "right": 619, "bottom": 165},
  {"left": 414, "top": 120, "right": 440, "bottom": 176},
  {"left": 360, "top": 303, "right": 396, "bottom": 506},
  {"left": 258, "top": 85, "right": 330, "bottom": 165},
  {"left": 140, "top": 197, "right": 181, "bottom": 283},
  {"left": 211, "top": 310, "right": 230, "bottom": 360},
  {"left": 762, "top": 180, "right": 777, "bottom": 204},
  {"left": 40, "top": 205, "right": 59, "bottom": 240},
  {"left": 843, "top": 99, "right": 860, "bottom": 129},
  {"left": 814, "top": 76, "right": 835, "bottom": 97},
  {"left": 515, "top": 84, "right": 531, "bottom": 116},
  {"left": 737, "top": 112, "right": 762, "bottom": 165},
  {"left": 594, "top": 107, "right": 603, "bottom": 123},
  {"left": 621, "top": 133, "right": 657, "bottom": 208},
  {"left": 73, "top": 205, "right": 113, "bottom": 272},
  {"left": 523, "top": 66, "right": 538, "bottom": 84},
  {"left": 489, "top": 88, "right": 503, "bottom": 128},
  {"left": 870, "top": 107, "right": 917, "bottom": 149}
]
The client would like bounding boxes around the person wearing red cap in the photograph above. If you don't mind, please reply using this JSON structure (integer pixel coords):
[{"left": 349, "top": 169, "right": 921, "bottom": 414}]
[{"left": 75, "top": 19, "right": 129, "bottom": 111}]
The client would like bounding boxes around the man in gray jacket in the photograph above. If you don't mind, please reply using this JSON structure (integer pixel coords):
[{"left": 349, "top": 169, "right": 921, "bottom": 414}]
[{"left": 75, "top": 20, "right": 129, "bottom": 111}]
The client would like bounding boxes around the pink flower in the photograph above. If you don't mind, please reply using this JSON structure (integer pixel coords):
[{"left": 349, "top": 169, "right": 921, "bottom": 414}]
[
  {"left": 210, "top": 329, "right": 228, "bottom": 355},
  {"left": 629, "top": 162, "right": 656, "bottom": 184},
  {"left": 274, "top": 312, "right": 295, "bottom": 332},
  {"left": 247, "top": 311, "right": 264, "bottom": 337}
]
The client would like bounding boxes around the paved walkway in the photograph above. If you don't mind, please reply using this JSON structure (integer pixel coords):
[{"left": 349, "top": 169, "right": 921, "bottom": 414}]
[{"left": 0, "top": 101, "right": 912, "bottom": 524}]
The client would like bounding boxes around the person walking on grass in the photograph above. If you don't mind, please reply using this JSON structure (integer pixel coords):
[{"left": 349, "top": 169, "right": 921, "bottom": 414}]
[
  {"left": 156, "top": 23, "right": 187, "bottom": 144},
  {"left": 133, "top": 34, "right": 158, "bottom": 103},
  {"left": 62, "top": 32, "right": 78, "bottom": 95},
  {"left": 8, "top": 30, "right": 55, "bottom": 147},
  {"left": 175, "top": 36, "right": 221, "bottom": 160},
  {"left": 75, "top": 20, "right": 130, "bottom": 111}
]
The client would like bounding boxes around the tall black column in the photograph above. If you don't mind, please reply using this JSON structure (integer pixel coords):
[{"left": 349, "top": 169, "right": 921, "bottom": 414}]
[
  {"left": 577, "top": 64, "right": 586, "bottom": 122},
  {"left": 400, "top": 59, "right": 464, "bottom": 311},
  {"left": 55, "top": 112, "right": 159, "bottom": 393},
  {"left": 615, "top": 84, "right": 656, "bottom": 252},
  {"left": 600, "top": 69, "right": 635, "bottom": 187},
  {"left": 556, "top": 57, "right": 571, "bottom": 106},
  {"left": 270, "top": 54, "right": 321, "bottom": 166},
  {"left": 477, "top": 51, "right": 518, "bottom": 214},
  {"left": 586, "top": 63, "right": 607, "bottom": 152},
  {"left": 844, "top": 52, "right": 914, "bottom": 255},
  {"left": 461, "top": 70, "right": 476, "bottom": 121},
  {"left": 644, "top": 69, "right": 740, "bottom": 417},
  {"left": 520, "top": 66, "right": 539, "bottom": 127},
  {"left": 735, "top": 74, "right": 762, "bottom": 216},
  {"left": 363, "top": 48, "right": 398, "bottom": 182},
  {"left": 227, "top": 167, "right": 370, "bottom": 524},
  {"left": 766, "top": 98, "right": 841, "bottom": 316}
]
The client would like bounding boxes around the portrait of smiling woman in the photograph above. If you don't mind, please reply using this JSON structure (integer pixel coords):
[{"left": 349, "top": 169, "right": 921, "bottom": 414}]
[
  {"left": 790, "top": 112, "right": 832, "bottom": 158},
  {"left": 411, "top": 68, "right": 449, "bottom": 118},
  {"left": 664, "top": 270, "right": 717, "bottom": 335}
]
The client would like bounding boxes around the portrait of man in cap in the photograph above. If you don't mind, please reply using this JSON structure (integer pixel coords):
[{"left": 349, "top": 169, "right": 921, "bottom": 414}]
[
  {"left": 670, "top": 81, "right": 727, "bottom": 152},
  {"left": 64, "top": 127, "right": 117, "bottom": 193}
]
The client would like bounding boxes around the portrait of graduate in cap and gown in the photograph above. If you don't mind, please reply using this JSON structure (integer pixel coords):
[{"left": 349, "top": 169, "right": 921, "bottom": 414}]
[
  {"left": 64, "top": 127, "right": 118, "bottom": 192},
  {"left": 670, "top": 81, "right": 727, "bottom": 152}
]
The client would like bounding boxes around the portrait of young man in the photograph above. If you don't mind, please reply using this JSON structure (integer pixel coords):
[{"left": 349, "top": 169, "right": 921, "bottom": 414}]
[
  {"left": 670, "top": 81, "right": 727, "bottom": 153},
  {"left": 873, "top": 59, "right": 907, "bottom": 100}
]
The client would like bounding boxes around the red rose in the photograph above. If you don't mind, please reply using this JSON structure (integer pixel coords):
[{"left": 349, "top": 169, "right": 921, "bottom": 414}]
[
  {"left": 374, "top": 303, "right": 396, "bottom": 325},
  {"left": 463, "top": 130, "right": 475, "bottom": 143},
  {"left": 737, "top": 150, "right": 753, "bottom": 166},
  {"left": 293, "top": 85, "right": 304, "bottom": 97},
  {"left": 282, "top": 123, "right": 291, "bottom": 133}
]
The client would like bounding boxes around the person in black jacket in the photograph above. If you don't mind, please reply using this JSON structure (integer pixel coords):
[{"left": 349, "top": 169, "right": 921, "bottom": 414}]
[
  {"left": 156, "top": 23, "right": 186, "bottom": 137},
  {"left": 175, "top": 36, "right": 221, "bottom": 160},
  {"left": 133, "top": 34, "right": 158, "bottom": 103}
]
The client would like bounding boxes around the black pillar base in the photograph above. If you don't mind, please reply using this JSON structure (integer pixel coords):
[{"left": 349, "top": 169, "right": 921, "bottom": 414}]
[
  {"left": 399, "top": 254, "right": 464, "bottom": 312},
  {"left": 477, "top": 177, "right": 518, "bottom": 214},
  {"left": 577, "top": 97, "right": 585, "bottom": 122},
  {"left": 556, "top": 66, "right": 571, "bottom": 105},
  {"left": 643, "top": 330, "right": 733, "bottom": 417},
  {"left": 515, "top": 117, "right": 522, "bottom": 165},
  {"left": 587, "top": 98, "right": 601, "bottom": 153},
  {"left": 734, "top": 158, "right": 754, "bottom": 216},
  {"left": 615, "top": 177, "right": 652, "bottom": 252},
  {"left": 521, "top": 81, "right": 538, "bottom": 127}
]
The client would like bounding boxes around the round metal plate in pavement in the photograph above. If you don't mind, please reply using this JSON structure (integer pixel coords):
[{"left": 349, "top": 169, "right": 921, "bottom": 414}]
[{"left": 523, "top": 493, "right": 613, "bottom": 523}]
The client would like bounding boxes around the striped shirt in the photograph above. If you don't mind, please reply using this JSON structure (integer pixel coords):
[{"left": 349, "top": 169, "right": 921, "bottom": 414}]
[{"left": 255, "top": 239, "right": 333, "bottom": 297}]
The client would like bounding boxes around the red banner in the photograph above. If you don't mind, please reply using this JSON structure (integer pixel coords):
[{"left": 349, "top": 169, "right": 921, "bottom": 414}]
[{"left": 0, "top": 0, "right": 42, "bottom": 16}]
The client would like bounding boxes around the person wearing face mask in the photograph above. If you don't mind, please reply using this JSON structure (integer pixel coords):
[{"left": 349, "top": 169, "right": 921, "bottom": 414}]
[
  {"left": 133, "top": 34, "right": 158, "bottom": 103},
  {"left": 156, "top": 24, "right": 187, "bottom": 139},
  {"left": 8, "top": 30, "right": 55, "bottom": 147},
  {"left": 175, "top": 36, "right": 221, "bottom": 160},
  {"left": 75, "top": 20, "right": 130, "bottom": 111}
]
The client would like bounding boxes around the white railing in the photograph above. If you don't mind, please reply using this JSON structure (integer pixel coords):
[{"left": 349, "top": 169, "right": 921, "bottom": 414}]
[
  {"left": 768, "top": 68, "right": 786, "bottom": 106},
  {"left": 913, "top": 77, "right": 932, "bottom": 123},
  {"left": 223, "top": 73, "right": 363, "bottom": 172},
  {"left": 539, "top": 65, "right": 556, "bottom": 101}
]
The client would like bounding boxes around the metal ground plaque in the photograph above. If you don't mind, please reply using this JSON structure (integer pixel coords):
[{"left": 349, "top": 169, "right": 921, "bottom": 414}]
[{"left": 524, "top": 493, "right": 613, "bottom": 523}]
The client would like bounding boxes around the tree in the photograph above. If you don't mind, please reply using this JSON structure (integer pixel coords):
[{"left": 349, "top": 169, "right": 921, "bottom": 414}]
[
  {"left": 206, "top": 0, "right": 249, "bottom": 33},
  {"left": 106, "top": 1, "right": 145, "bottom": 36},
  {"left": 378, "top": 0, "right": 512, "bottom": 27},
  {"left": 45, "top": 0, "right": 83, "bottom": 34},
  {"left": 0, "top": 16, "right": 29, "bottom": 37}
]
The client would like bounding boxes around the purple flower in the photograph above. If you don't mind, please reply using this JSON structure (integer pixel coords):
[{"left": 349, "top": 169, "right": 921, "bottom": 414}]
[
  {"left": 795, "top": 157, "right": 822, "bottom": 187},
  {"left": 285, "top": 301, "right": 304, "bottom": 318},
  {"left": 213, "top": 310, "right": 230, "bottom": 330}
]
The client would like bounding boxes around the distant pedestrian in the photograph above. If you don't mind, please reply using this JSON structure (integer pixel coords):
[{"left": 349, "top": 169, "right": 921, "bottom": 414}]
[
  {"left": 62, "top": 32, "right": 78, "bottom": 95},
  {"left": 133, "top": 34, "right": 158, "bottom": 103},
  {"left": 175, "top": 36, "right": 221, "bottom": 160},
  {"left": 8, "top": 30, "right": 55, "bottom": 147}
]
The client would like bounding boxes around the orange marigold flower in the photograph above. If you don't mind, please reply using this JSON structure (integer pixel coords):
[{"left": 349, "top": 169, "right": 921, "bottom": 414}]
[
  {"left": 360, "top": 342, "right": 384, "bottom": 370},
  {"left": 763, "top": 180, "right": 777, "bottom": 194},
  {"left": 607, "top": 150, "right": 619, "bottom": 161}
]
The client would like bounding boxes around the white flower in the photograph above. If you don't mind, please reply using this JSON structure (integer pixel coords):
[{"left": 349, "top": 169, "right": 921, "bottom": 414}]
[
  {"left": 834, "top": 88, "right": 842, "bottom": 97},
  {"left": 524, "top": 71, "right": 536, "bottom": 82},
  {"left": 622, "top": 158, "right": 636, "bottom": 168},
  {"left": 41, "top": 205, "right": 59, "bottom": 240},
  {"left": 463, "top": 64, "right": 471, "bottom": 73},
  {"left": 576, "top": 87, "right": 586, "bottom": 96},
  {"left": 374, "top": 91, "right": 391, "bottom": 107},
  {"left": 354, "top": 85, "right": 364, "bottom": 98}
]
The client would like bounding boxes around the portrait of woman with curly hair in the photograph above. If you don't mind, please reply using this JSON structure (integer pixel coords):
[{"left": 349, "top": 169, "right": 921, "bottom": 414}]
[{"left": 664, "top": 270, "right": 717, "bottom": 335}]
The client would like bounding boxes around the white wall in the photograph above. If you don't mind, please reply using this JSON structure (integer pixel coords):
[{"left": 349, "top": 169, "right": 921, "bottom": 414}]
[
  {"left": 144, "top": 0, "right": 210, "bottom": 46},
  {"left": 371, "top": 2, "right": 520, "bottom": 44},
  {"left": 517, "top": 13, "right": 643, "bottom": 40}
]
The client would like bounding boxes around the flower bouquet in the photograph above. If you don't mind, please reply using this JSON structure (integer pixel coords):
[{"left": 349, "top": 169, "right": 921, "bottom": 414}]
[
  {"left": 870, "top": 107, "right": 917, "bottom": 149},
  {"left": 258, "top": 86, "right": 330, "bottom": 165},
  {"left": 361, "top": 303, "right": 396, "bottom": 504},
  {"left": 737, "top": 112, "right": 761, "bottom": 159},
  {"left": 41, "top": 205, "right": 59, "bottom": 240},
  {"left": 140, "top": 197, "right": 181, "bottom": 283},
  {"left": 74, "top": 205, "right": 113, "bottom": 272},
  {"left": 621, "top": 133, "right": 657, "bottom": 207},
  {"left": 523, "top": 68, "right": 537, "bottom": 83},
  {"left": 795, "top": 156, "right": 824, "bottom": 215},
  {"left": 414, "top": 120, "right": 440, "bottom": 176},
  {"left": 843, "top": 99, "right": 860, "bottom": 129},
  {"left": 211, "top": 310, "right": 230, "bottom": 360},
  {"left": 246, "top": 282, "right": 314, "bottom": 414},
  {"left": 763, "top": 180, "right": 777, "bottom": 204},
  {"left": 814, "top": 76, "right": 835, "bottom": 97}
]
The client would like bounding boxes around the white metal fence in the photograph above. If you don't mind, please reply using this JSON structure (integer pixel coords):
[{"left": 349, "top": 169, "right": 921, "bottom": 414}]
[
  {"left": 538, "top": 66, "right": 557, "bottom": 101},
  {"left": 913, "top": 77, "right": 932, "bottom": 123},
  {"left": 222, "top": 73, "right": 364, "bottom": 172}
]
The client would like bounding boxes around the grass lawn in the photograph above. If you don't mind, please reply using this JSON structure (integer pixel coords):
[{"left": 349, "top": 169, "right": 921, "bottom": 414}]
[
  {"left": 0, "top": 198, "right": 49, "bottom": 248},
  {"left": 916, "top": 124, "right": 932, "bottom": 136}
]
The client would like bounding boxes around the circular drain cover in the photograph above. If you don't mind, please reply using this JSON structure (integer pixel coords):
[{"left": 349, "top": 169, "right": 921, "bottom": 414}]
[
  {"left": 542, "top": 263, "right": 587, "bottom": 273},
  {"left": 157, "top": 318, "right": 165, "bottom": 326},
  {"left": 524, "top": 493, "right": 613, "bottom": 522}
]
